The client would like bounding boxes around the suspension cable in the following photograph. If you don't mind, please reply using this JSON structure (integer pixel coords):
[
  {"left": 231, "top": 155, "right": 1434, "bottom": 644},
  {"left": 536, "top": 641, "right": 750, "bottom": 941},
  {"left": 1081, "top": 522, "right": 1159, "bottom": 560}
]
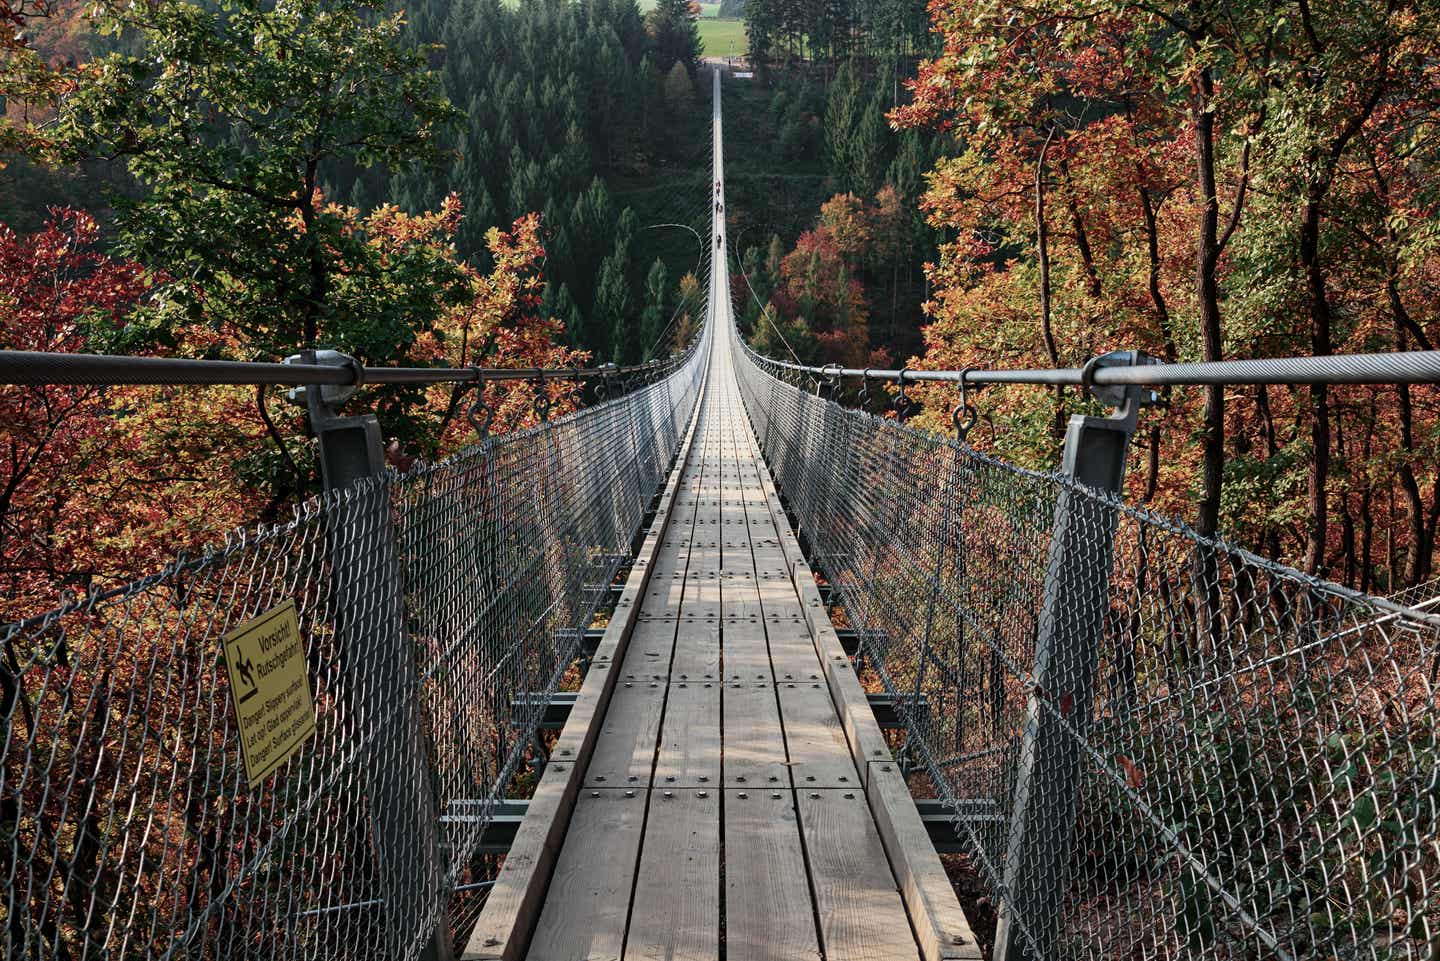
[
  {"left": 0, "top": 350, "right": 682, "bottom": 388},
  {"left": 752, "top": 351, "right": 1440, "bottom": 388},
  {"left": 729, "top": 235, "right": 805, "bottom": 369}
]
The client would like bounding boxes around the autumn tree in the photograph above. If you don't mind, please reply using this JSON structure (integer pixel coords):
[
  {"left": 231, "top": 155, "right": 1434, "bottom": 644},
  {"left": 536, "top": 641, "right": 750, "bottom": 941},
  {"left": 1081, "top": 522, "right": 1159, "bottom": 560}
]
[
  {"left": 894, "top": 0, "right": 1440, "bottom": 585},
  {"left": 0, "top": 209, "right": 251, "bottom": 618},
  {"left": 28, "top": 0, "right": 460, "bottom": 358}
]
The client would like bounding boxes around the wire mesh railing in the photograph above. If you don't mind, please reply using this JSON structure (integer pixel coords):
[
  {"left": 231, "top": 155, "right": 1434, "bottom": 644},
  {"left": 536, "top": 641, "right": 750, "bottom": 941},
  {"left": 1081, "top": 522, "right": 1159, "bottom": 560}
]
[
  {"left": 733, "top": 325, "right": 1439, "bottom": 961},
  {"left": 0, "top": 326, "right": 708, "bottom": 960}
]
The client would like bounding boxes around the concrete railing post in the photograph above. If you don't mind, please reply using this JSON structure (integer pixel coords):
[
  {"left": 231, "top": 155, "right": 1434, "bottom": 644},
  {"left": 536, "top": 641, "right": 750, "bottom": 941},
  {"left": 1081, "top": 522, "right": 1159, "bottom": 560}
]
[
  {"left": 993, "top": 351, "right": 1157, "bottom": 961},
  {"left": 288, "top": 350, "right": 454, "bottom": 961}
]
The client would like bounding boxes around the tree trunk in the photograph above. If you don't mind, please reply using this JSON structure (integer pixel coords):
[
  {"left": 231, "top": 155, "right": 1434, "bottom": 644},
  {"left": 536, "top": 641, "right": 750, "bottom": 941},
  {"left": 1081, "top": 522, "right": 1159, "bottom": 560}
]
[
  {"left": 1192, "top": 65, "right": 1225, "bottom": 541},
  {"left": 1300, "top": 193, "right": 1331, "bottom": 576},
  {"left": 1058, "top": 155, "right": 1101, "bottom": 299},
  {"left": 1143, "top": 427, "right": 1160, "bottom": 504},
  {"left": 1138, "top": 186, "right": 1176, "bottom": 362},
  {"left": 1390, "top": 293, "right": 1428, "bottom": 587},
  {"left": 1336, "top": 417, "right": 1355, "bottom": 585},
  {"left": 300, "top": 161, "right": 326, "bottom": 348},
  {"left": 1035, "top": 130, "right": 1065, "bottom": 443}
]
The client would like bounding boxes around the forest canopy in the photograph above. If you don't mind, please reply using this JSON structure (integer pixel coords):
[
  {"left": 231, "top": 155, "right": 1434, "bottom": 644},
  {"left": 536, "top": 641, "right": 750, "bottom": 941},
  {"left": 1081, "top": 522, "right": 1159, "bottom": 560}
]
[{"left": 3, "top": 0, "right": 1439, "bottom": 602}]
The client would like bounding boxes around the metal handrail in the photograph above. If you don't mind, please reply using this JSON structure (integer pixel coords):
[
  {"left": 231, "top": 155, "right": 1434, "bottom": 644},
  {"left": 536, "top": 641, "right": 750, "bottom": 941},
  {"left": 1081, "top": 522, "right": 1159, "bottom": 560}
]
[
  {"left": 753, "top": 350, "right": 1440, "bottom": 387},
  {"left": 0, "top": 350, "right": 683, "bottom": 387}
]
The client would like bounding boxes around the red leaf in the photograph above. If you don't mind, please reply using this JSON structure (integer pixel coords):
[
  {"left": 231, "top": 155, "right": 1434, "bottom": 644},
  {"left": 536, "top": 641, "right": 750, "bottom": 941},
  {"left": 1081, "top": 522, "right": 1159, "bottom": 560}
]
[{"left": 1117, "top": 755, "right": 1145, "bottom": 791}]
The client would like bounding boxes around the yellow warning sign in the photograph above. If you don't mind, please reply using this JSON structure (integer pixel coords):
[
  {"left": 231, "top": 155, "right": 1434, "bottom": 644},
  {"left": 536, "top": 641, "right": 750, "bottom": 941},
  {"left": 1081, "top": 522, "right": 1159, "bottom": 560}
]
[{"left": 222, "top": 599, "right": 317, "bottom": 786}]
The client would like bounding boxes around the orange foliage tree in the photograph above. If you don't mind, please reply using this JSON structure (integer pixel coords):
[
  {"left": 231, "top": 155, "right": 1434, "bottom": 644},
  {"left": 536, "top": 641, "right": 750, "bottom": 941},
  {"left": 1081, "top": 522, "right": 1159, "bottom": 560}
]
[
  {"left": 1, "top": 204, "right": 584, "bottom": 621},
  {"left": 893, "top": 0, "right": 1440, "bottom": 589}
]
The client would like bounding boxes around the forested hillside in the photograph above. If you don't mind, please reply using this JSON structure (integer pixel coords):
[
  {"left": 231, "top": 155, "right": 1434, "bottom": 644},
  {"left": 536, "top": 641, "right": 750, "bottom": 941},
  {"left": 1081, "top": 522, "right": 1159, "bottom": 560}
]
[
  {"left": 371, "top": 0, "right": 710, "bottom": 364},
  {"left": 742, "top": 0, "right": 931, "bottom": 66},
  {"left": 892, "top": 0, "right": 1440, "bottom": 588},
  {"left": 726, "top": 58, "right": 941, "bottom": 369},
  {"left": 0, "top": 0, "right": 711, "bottom": 613},
  {"left": 730, "top": 0, "right": 1440, "bottom": 590}
]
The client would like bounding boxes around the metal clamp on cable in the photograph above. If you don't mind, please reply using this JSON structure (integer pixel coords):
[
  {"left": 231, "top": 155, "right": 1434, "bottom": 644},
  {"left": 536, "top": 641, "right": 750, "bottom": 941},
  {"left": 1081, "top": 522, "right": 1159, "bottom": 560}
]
[
  {"left": 857, "top": 368, "right": 872, "bottom": 408},
  {"left": 1062, "top": 350, "right": 1161, "bottom": 489},
  {"left": 282, "top": 350, "right": 384, "bottom": 492},
  {"left": 1079, "top": 350, "right": 1162, "bottom": 412},
  {"left": 821, "top": 364, "right": 842, "bottom": 401},
  {"left": 467, "top": 374, "right": 495, "bottom": 440},
  {"left": 283, "top": 348, "right": 362, "bottom": 410},
  {"left": 532, "top": 371, "right": 551, "bottom": 422},
  {"left": 953, "top": 368, "right": 981, "bottom": 441},
  {"left": 893, "top": 367, "right": 914, "bottom": 422}
]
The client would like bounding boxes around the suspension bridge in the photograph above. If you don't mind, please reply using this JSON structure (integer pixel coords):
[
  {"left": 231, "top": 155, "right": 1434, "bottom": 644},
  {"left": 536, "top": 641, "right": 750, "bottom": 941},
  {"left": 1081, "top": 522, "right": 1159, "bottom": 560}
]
[{"left": 2, "top": 67, "right": 1437, "bottom": 961}]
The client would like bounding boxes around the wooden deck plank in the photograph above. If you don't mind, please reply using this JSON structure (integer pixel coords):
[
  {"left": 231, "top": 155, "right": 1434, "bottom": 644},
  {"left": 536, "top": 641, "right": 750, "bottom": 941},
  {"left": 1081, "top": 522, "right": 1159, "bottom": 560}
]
[
  {"left": 722, "top": 624, "right": 772, "bottom": 682},
  {"left": 721, "top": 552, "right": 756, "bottom": 575},
  {"left": 653, "top": 680, "right": 722, "bottom": 788},
  {"left": 524, "top": 789, "right": 647, "bottom": 961},
  {"left": 619, "top": 620, "right": 677, "bottom": 683},
  {"left": 644, "top": 569, "right": 690, "bottom": 608},
  {"left": 668, "top": 620, "right": 721, "bottom": 681},
  {"left": 796, "top": 789, "right": 922, "bottom": 961},
  {"left": 722, "top": 681, "right": 789, "bottom": 788},
  {"left": 583, "top": 681, "right": 666, "bottom": 789},
  {"left": 721, "top": 576, "right": 765, "bottom": 620},
  {"left": 777, "top": 682, "right": 862, "bottom": 789},
  {"left": 724, "top": 789, "right": 822, "bottom": 961},
  {"left": 624, "top": 789, "right": 721, "bottom": 960}
]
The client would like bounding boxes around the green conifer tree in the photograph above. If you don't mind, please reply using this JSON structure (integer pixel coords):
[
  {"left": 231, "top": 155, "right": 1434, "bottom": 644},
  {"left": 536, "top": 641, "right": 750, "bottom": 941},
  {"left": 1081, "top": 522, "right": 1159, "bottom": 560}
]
[{"left": 648, "top": 0, "right": 701, "bottom": 75}]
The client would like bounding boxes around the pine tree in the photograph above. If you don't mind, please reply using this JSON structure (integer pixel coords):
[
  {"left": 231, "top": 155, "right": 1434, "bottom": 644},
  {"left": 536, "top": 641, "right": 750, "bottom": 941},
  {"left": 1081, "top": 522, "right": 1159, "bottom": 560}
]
[
  {"left": 648, "top": 0, "right": 701, "bottom": 76},
  {"left": 597, "top": 251, "right": 635, "bottom": 362},
  {"left": 664, "top": 62, "right": 698, "bottom": 115},
  {"left": 640, "top": 258, "right": 670, "bottom": 358},
  {"left": 565, "top": 177, "right": 618, "bottom": 324},
  {"left": 542, "top": 281, "right": 584, "bottom": 348},
  {"left": 745, "top": 0, "right": 775, "bottom": 71}
]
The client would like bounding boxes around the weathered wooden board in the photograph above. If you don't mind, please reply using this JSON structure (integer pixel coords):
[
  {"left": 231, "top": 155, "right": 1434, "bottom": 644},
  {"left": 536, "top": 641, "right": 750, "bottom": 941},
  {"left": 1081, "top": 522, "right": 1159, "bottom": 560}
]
[
  {"left": 619, "top": 620, "right": 677, "bottom": 682},
  {"left": 624, "top": 789, "right": 721, "bottom": 960},
  {"left": 722, "top": 622, "right": 772, "bottom": 681},
  {"left": 722, "top": 681, "right": 789, "bottom": 788},
  {"left": 723, "top": 789, "right": 822, "bottom": 961},
  {"left": 669, "top": 619, "right": 721, "bottom": 681},
  {"left": 721, "top": 577, "right": 765, "bottom": 620},
  {"left": 653, "top": 680, "right": 722, "bottom": 788},
  {"left": 524, "top": 789, "right": 647, "bottom": 961},
  {"left": 796, "top": 789, "right": 922, "bottom": 961},
  {"left": 583, "top": 681, "right": 666, "bottom": 789},
  {"left": 777, "top": 682, "right": 862, "bottom": 789}
]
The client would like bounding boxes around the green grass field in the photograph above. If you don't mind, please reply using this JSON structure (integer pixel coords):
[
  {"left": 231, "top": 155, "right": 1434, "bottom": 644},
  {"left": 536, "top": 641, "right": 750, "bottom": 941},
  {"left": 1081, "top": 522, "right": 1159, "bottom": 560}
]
[
  {"left": 503, "top": 1, "right": 745, "bottom": 59},
  {"left": 629, "top": 2, "right": 746, "bottom": 58},
  {"left": 638, "top": 1, "right": 720, "bottom": 14},
  {"left": 698, "top": 18, "right": 747, "bottom": 58}
]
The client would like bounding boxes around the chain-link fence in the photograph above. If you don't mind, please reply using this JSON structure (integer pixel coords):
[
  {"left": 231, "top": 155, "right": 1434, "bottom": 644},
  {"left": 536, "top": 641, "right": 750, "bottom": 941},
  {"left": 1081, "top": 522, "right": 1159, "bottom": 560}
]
[
  {"left": 734, "top": 330, "right": 1439, "bottom": 961},
  {"left": 0, "top": 330, "right": 707, "bottom": 961}
]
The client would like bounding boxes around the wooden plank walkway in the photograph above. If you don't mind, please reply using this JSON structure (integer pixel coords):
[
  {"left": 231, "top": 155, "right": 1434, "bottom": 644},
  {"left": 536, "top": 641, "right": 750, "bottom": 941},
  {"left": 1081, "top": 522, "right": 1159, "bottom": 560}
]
[
  {"left": 462, "top": 66, "right": 978, "bottom": 961},
  {"left": 513, "top": 329, "right": 962, "bottom": 961}
]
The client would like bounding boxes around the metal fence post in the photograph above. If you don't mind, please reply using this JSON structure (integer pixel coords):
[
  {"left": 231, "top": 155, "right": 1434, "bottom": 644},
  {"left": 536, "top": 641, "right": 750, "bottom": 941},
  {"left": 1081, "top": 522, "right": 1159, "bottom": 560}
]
[
  {"left": 288, "top": 351, "right": 455, "bottom": 961},
  {"left": 993, "top": 351, "right": 1157, "bottom": 961}
]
